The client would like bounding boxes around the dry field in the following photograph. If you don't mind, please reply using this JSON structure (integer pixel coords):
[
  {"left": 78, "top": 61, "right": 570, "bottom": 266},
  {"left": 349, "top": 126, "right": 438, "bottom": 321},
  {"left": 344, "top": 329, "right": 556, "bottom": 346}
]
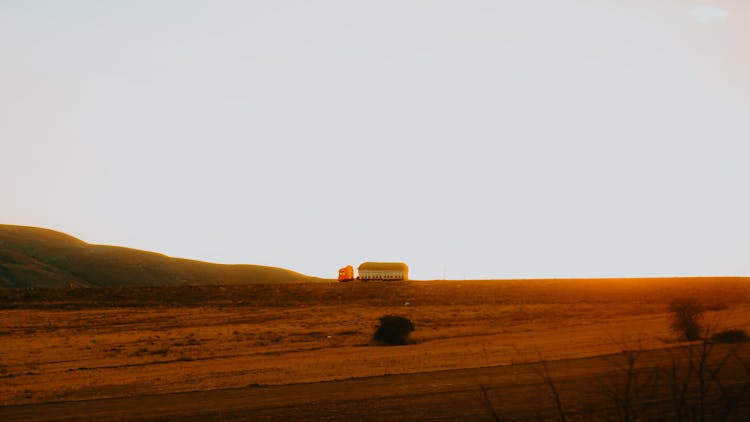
[{"left": 1, "top": 278, "right": 750, "bottom": 419}]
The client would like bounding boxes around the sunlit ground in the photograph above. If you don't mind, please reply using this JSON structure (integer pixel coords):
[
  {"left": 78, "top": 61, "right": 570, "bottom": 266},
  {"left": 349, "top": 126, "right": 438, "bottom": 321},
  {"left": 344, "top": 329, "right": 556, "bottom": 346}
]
[{"left": 1, "top": 278, "right": 748, "bottom": 405}]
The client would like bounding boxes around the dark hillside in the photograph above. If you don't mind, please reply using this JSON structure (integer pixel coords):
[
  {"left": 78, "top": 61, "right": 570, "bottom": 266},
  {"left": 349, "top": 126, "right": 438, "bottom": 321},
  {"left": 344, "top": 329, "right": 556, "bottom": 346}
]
[{"left": 0, "top": 225, "right": 322, "bottom": 288}]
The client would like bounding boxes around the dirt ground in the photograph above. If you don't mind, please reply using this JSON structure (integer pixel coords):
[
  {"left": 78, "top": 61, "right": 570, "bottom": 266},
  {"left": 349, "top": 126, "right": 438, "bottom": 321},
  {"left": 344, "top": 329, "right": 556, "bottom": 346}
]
[
  {"left": 3, "top": 343, "right": 750, "bottom": 421},
  {"left": 1, "top": 278, "right": 749, "bottom": 419}
]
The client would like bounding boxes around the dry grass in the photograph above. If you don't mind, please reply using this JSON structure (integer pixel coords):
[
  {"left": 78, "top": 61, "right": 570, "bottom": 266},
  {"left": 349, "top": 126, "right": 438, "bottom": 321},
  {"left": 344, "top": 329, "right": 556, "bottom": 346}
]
[{"left": 0, "top": 278, "right": 749, "bottom": 407}]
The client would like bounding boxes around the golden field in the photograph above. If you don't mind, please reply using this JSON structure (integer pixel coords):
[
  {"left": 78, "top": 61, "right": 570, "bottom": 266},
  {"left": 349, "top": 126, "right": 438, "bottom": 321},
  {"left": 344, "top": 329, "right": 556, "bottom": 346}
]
[{"left": 1, "top": 278, "right": 750, "bottom": 420}]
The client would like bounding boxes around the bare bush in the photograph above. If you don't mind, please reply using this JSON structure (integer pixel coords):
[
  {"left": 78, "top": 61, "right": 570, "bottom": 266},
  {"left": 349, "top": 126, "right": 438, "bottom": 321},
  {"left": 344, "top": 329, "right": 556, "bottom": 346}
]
[
  {"left": 475, "top": 348, "right": 502, "bottom": 421},
  {"left": 373, "top": 315, "right": 414, "bottom": 345},
  {"left": 477, "top": 382, "right": 501, "bottom": 422},
  {"left": 669, "top": 298, "right": 705, "bottom": 341},
  {"left": 538, "top": 360, "right": 567, "bottom": 422},
  {"left": 711, "top": 329, "right": 750, "bottom": 344}
]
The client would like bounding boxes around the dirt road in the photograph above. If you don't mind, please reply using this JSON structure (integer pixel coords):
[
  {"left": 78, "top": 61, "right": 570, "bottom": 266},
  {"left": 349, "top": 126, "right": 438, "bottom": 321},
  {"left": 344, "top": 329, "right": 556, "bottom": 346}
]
[{"left": 3, "top": 344, "right": 749, "bottom": 421}]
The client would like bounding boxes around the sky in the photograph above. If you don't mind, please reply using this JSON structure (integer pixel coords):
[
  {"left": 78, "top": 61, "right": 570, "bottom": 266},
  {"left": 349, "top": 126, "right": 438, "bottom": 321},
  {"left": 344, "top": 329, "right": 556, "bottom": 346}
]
[{"left": 1, "top": 1, "right": 749, "bottom": 280}]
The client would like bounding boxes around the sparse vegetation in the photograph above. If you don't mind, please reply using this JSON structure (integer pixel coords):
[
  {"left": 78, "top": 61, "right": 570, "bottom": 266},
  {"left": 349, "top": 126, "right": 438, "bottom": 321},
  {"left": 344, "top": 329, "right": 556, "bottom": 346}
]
[
  {"left": 475, "top": 342, "right": 750, "bottom": 421},
  {"left": 538, "top": 360, "right": 567, "bottom": 422},
  {"left": 477, "top": 382, "right": 501, "bottom": 422},
  {"left": 1, "top": 279, "right": 748, "bottom": 420},
  {"left": 669, "top": 297, "right": 705, "bottom": 341},
  {"left": 712, "top": 329, "right": 750, "bottom": 344},
  {"left": 373, "top": 315, "right": 414, "bottom": 345}
]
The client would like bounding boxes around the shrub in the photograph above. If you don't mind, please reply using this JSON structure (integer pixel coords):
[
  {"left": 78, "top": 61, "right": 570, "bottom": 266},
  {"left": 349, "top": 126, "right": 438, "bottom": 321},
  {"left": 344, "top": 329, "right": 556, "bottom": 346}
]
[
  {"left": 710, "top": 329, "right": 750, "bottom": 343},
  {"left": 704, "top": 301, "right": 729, "bottom": 312},
  {"left": 373, "top": 315, "right": 414, "bottom": 345},
  {"left": 669, "top": 297, "right": 705, "bottom": 341}
]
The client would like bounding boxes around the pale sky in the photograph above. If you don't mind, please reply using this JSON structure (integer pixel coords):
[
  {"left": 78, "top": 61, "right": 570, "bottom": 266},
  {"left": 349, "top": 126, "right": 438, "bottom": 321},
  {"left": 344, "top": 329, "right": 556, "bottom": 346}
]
[{"left": 2, "top": 1, "right": 749, "bottom": 280}]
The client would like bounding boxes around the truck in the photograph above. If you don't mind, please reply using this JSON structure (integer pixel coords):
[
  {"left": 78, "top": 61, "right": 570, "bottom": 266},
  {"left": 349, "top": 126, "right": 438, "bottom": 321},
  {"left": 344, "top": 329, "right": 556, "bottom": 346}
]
[{"left": 338, "top": 265, "right": 355, "bottom": 281}]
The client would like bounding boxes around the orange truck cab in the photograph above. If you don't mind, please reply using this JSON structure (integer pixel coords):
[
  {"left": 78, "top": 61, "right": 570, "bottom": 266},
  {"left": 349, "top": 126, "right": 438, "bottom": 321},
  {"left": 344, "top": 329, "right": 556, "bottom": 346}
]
[{"left": 338, "top": 265, "right": 354, "bottom": 282}]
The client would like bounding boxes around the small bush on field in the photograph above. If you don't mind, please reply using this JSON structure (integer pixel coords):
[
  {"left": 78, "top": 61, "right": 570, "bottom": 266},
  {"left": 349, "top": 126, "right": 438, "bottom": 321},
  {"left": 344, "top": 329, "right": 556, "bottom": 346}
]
[
  {"left": 704, "top": 301, "right": 729, "bottom": 311},
  {"left": 373, "top": 315, "right": 414, "bottom": 345},
  {"left": 669, "top": 297, "right": 705, "bottom": 341},
  {"left": 711, "top": 329, "right": 750, "bottom": 343}
]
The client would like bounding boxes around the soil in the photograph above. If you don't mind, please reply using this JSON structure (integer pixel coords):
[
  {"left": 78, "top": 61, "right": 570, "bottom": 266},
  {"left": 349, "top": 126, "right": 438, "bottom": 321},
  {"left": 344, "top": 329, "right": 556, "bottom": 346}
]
[{"left": 1, "top": 278, "right": 749, "bottom": 420}]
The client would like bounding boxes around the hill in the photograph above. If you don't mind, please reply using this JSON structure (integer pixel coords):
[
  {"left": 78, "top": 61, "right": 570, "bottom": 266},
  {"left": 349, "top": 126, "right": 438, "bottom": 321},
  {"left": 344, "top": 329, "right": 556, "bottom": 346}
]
[{"left": 0, "top": 225, "right": 323, "bottom": 288}]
